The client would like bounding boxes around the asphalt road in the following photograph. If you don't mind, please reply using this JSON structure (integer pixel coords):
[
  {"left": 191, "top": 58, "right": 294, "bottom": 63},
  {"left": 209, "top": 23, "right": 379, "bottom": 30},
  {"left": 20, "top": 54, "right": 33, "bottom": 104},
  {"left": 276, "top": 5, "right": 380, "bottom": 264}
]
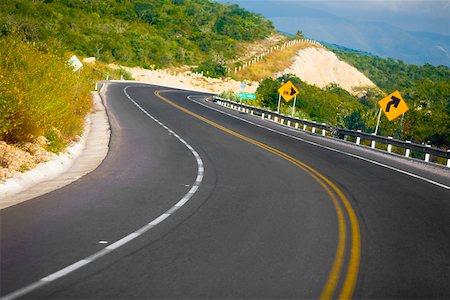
[{"left": 1, "top": 82, "right": 449, "bottom": 299}]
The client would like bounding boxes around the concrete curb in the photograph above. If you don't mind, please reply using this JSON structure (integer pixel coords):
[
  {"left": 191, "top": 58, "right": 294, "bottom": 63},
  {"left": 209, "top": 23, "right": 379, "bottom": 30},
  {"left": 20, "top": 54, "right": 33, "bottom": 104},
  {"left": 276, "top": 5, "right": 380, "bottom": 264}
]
[{"left": 0, "top": 90, "right": 110, "bottom": 209}]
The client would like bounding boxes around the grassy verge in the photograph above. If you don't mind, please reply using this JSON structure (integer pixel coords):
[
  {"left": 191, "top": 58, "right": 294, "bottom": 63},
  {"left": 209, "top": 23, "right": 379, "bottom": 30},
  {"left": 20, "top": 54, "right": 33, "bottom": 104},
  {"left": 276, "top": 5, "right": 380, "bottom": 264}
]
[{"left": 0, "top": 34, "right": 129, "bottom": 153}]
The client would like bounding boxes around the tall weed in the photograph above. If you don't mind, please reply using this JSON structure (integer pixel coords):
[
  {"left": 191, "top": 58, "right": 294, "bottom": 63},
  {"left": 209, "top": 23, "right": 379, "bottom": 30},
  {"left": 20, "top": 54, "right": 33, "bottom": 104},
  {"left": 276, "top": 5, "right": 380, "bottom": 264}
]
[{"left": 0, "top": 34, "right": 91, "bottom": 151}]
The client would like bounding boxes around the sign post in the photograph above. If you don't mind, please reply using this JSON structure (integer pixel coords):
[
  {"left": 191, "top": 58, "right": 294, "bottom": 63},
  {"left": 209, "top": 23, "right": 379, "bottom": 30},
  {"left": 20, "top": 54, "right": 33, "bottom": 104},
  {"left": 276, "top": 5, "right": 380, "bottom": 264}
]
[
  {"left": 292, "top": 95, "right": 297, "bottom": 117},
  {"left": 277, "top": 81, "right": 299, "bottom": 114},
  {"left": 374, "top": 108, "right": 382, "bottom": 135},
  {"left": 277, "top": 94, "right": 282, "bottom": 114}
]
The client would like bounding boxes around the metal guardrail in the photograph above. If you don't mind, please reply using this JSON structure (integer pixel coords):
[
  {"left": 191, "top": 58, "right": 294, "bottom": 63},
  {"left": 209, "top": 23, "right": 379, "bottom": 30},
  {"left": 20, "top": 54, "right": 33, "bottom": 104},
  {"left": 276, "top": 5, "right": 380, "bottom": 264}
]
[{"left": 212, "top": 96, "right": 450, "bottom": 167}]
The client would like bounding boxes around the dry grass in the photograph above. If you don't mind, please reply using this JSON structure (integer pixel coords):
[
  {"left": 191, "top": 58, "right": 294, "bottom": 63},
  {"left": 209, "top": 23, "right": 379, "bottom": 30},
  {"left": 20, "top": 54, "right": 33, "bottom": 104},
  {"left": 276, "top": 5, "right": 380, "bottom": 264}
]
[
  {"left": 0, "top": 35, "right": 130, "bottom": 152},
  {"left": 234, "top": 33, "right": 286, "bottom": 62},
  {"left": 234, "top": 43, "right": 322, "bottom": 82}
]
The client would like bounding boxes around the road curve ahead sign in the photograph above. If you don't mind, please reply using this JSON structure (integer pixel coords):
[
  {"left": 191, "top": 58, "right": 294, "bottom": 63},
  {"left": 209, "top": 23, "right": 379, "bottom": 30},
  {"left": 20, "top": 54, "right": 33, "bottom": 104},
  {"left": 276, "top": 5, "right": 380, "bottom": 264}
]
[
  {"left": 278, "top": 81, "right": 299, "bottom": 102},
  {"left": 378, "top": 90, "right": 409, "bottom": 121}
]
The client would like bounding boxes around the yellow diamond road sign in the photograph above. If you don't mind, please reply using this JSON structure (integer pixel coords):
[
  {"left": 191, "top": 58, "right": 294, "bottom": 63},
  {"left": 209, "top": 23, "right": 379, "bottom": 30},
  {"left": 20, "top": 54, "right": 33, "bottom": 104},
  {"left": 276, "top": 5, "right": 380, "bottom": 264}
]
[
  {"left": 278, "top": 81, "right": 299, "bottom": 102},
  {"left": 378, "top": 90, "right": 409, "bottom": 121}
]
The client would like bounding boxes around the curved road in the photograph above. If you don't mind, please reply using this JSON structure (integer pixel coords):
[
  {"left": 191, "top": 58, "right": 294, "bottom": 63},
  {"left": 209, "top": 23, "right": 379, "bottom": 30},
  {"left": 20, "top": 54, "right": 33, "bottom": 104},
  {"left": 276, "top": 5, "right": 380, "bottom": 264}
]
[{"left": 1, "top": 82, "right": 449, "bottom": 299}]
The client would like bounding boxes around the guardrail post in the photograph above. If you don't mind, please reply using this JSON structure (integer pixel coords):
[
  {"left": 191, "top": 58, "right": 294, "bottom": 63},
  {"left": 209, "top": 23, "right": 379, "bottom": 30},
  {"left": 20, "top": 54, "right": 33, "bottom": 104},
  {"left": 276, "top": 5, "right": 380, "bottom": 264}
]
[
  {"left": 356, "top": 130, "right": 362, "bottom": 145},
  {"left": 262, "top": 113, "right": 265, "bottom": 119},
  {"left": 371, "top": 134, "right": 376, "bottom": 148},
  {"left": 405, "top": 141, "right": 411, "bottom": 157},
  {"left": 322, "top": 123, "right": 326, "bottom": 136},
  {"left": 303, "top": 124, "right": 307, "bottom": 130},
  {"left": 447, "top": 151, "right": 450, "bottom": 167},
  {"left": 274, "top": 116, "right": 278, "bottom": 122},
  {"left": 425, "top": 145, "right": 431, "bottom": 162},
  {"left": 251, "top": 110, "right": 254, "bottom": 115},
  {"left": 312, "top": 127, "right": 316, "bottom": 134},
  {"left": 280, "top": 118, "right": 284, "bottom": 125},
  {"left": 287, "top": 120, "right": 291, "bottom": 127},
  {"left": 387, "top": 136, "right": 393, "bottom": 153},
  {"left": 268, "top": 114, "right": 271, "bottom": 121},
  {"left": 295, "top": 123, "right": 299, "bottom": 129}
]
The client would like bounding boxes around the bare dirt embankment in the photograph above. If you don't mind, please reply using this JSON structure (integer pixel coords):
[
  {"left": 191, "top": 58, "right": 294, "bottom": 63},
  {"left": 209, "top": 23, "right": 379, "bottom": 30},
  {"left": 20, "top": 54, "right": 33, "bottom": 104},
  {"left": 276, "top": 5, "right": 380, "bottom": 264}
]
[
  {"left": 0, "top": 138, "right": 50, "bottom": 181},
  {"left": 115, "top": 66, "right": 259, "bottom": 94},
  {"left": 278, "top": 47, "right": 376, "bottom": 95}
]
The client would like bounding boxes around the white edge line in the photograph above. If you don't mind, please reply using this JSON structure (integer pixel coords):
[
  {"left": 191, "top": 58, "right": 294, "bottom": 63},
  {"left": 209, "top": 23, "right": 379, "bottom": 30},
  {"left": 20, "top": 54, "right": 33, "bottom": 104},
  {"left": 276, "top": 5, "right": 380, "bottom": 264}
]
[
  {"left": 1, "top": 85, "right": 205, "bottom": 300},
  {"left": 187, "top": 96, "right": 450, "bottom": 190}
]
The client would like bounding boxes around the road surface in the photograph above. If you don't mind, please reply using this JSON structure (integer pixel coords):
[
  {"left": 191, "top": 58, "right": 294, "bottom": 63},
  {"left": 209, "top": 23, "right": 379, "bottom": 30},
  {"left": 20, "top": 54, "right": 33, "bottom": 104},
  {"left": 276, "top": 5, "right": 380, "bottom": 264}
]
[{"left": 1, "top": 82, "right": 449, "bottom": 299}]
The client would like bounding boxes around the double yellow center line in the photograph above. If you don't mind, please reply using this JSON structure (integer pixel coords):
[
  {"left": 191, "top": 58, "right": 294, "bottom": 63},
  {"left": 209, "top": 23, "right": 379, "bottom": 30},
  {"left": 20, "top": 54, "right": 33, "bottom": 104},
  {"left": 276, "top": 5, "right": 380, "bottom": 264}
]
[{"left": 155, "top": 90, "right": 361, "bottom": 299}]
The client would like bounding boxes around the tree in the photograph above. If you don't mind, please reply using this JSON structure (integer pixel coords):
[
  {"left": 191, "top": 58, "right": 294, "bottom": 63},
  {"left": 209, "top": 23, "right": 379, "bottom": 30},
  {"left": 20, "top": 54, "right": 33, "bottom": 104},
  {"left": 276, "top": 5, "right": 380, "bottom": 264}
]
[{"left": 256, "top": 77, "right": 279, "bottom": 110}]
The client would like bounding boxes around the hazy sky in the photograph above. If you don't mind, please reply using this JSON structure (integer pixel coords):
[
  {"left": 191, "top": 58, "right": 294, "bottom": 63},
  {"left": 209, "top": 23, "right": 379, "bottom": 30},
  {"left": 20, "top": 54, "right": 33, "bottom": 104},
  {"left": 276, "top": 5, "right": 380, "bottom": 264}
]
[{"left": 224, "top": 0, "right": 450, "bottom": 36}]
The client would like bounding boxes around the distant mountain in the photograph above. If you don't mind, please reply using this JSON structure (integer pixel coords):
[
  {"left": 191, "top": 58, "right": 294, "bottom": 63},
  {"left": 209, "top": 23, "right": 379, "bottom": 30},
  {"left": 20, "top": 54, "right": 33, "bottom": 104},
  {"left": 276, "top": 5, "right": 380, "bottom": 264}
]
[{"left": 220, "top": 0, "right": 450, "bottom": 67}]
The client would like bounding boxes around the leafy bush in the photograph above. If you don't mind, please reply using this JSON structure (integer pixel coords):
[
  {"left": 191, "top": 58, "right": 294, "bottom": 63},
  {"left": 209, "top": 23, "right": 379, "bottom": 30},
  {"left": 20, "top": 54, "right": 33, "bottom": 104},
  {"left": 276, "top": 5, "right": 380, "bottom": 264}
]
[{"left": 256, "top": 74, "right": 360, "bottom": 125}]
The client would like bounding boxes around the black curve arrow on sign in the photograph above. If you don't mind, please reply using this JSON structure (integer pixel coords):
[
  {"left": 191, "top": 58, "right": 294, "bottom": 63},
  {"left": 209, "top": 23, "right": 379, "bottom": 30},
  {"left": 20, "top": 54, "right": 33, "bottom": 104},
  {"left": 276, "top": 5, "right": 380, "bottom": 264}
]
[
  {"left": 386, "top": 95, "right": 401, "bottom": 112},
  {"left": 290, "top": 87, "right": 297, "bottom": 96}
]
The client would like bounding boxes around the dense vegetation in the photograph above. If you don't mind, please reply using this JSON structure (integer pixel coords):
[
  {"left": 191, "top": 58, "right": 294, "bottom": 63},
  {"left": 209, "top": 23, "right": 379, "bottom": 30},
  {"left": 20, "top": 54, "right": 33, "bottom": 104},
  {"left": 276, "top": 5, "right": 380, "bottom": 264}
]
[
  {"left": 0, "top": 34, "right": 127, "bottom": 151},
  {"left": 334, "top": 51, "right": 450, "bottom": 148},
  {"left": 255, "top": 74, "right": 360, "bottom": 126},
  {"left": 0, "top": 0, "right": 274, "bottom": 68}
]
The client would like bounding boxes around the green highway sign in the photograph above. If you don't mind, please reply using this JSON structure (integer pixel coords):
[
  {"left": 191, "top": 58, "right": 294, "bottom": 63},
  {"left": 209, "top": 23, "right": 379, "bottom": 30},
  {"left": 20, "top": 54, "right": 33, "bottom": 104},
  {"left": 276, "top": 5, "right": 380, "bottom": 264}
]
[{"left": 238, "top": 92, "right": 256, "bottom": 100}]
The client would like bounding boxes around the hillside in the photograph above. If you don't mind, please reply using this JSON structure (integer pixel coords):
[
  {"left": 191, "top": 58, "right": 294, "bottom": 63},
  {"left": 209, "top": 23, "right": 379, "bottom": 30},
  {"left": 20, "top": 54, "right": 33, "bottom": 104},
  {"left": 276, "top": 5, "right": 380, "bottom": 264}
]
[
  {"left": 0, "top": 0, "right": 274, "bottom": 68},
  {"left": 224, "top": 0, "right": 450, "bottom": 67},
  {"left": 277, "top": 47, "right": 376, "bottom": 95}
]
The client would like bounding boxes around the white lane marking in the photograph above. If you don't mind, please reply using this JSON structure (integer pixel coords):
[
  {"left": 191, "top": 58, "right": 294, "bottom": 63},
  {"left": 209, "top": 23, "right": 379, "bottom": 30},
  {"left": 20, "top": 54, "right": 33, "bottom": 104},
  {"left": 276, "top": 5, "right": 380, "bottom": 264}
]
[
  {"left": 188, "top": 96, "right": 450, "bottom": 190},
  {"left": 1, "top": 86, "right": 205, "bottom": 300},
  {"left": 105, "top": 233, "right": 140, "bottom": 250},
  {"left": 41, "top": 260, "right": 90, "bottom": 282}
]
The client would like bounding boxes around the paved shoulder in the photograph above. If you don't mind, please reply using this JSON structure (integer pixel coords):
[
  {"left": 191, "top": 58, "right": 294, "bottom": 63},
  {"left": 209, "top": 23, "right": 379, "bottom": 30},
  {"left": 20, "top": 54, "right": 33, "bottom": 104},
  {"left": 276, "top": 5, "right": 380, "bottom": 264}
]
[{"left": 0, "top": 91, "right": 110, "bottom": 209}]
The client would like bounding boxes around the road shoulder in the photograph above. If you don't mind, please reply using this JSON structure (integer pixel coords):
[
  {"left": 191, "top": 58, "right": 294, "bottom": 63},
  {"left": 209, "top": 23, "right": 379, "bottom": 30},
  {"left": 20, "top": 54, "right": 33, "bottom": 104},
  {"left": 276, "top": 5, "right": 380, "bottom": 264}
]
[{"left": 0, "top": 90, "right": 110, "bottom": 209}]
